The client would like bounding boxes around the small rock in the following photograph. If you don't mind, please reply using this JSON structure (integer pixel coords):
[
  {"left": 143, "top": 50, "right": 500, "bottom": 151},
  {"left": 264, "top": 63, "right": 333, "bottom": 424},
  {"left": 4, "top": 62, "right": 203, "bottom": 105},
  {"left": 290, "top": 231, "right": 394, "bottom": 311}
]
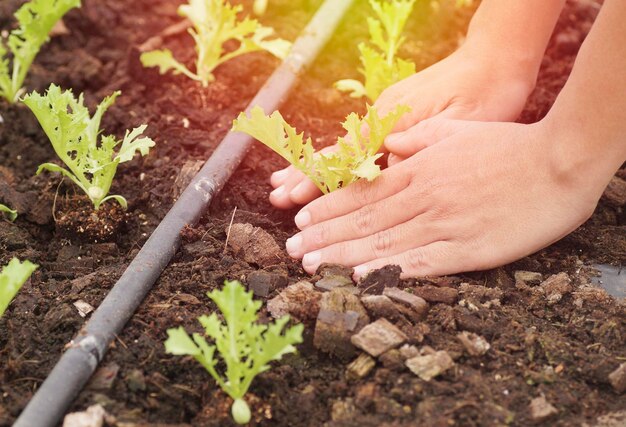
[
  {"left": 529, "top": 396, "right": 558, "bottom": 423},
  {"left": 73, "top": 300, "right": 95, "bottom": 318},
  {"left": 411, "top": 285, "right": 458, "bottom": 305},
  {"left": 358, "top": 265, "right": 402, "bottom": 294},
  {"left": 346, "top": 353, "right": 376, "bottom": 380},
  {"left": 399, "top": 344, "right": 420, "bottom": 360},
  {"left": 456, "top": 331, "right": 490, "bottom": 356},
  {"left": 226, "top": 223, "right": 283, "bottom": 266},
  {"left": 267, "top": 281, "right": 321, "bottom": 323},
  {"left": 126, "top": 369, "right": 146, "bottom": 392},
  {"left": 361, "top": 294, "right": 403, "bottom": 320},
  {"left": 87, "top": 363, "right": 120, "bottom": 391},
  {"left": 540, "top": 273, "right": 573, "bottom": 305},
  {"left": 314, "top": 288, "right": 369, "bottom": 360},
  {"left": 317, "top": 263, "right": 354, "bottom": 279},
  {"left": 514, "top": 271, "right": 543, "bottom": 285},
  {"left": 63, "top": 404, "right": 107, "bottom": 427},
  {"left": 383, "top": 287, "right": 429, "bottom": 320},
  {"left": 406, "top": 351, "right": 454, "bottom": 381},
  {"left": 603, "top": 176, "right": 626, "bottom": 207},
  {"left": 379, "top": 349, "right": 404, "bottom": 369},
  {"left": 246, "top": 270, "right": 288, "bottom": 297},
  {"left": 315, "top": 275, "right": 358, "bottom": 294},
  {"left": 608, "top": 363, "right": 626, "bottom": 394},
  {"left": 351, "top": 318, "right": 407, "bottom": 357}
]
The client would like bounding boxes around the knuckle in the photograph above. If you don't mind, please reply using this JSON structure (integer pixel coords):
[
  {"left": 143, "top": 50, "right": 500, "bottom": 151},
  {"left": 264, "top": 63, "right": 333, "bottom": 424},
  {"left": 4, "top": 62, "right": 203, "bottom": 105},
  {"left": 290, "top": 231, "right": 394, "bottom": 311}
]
[
  {"left": 371, "top": 229, "right": 393, "bottom": 256},
  {"left": 309, "top": 223, "right": 331, "bottom": 248},
  {"left": 350, "top": 180, "right": 374, "bottom": 206},
  {"left": 354, "top": 205, "right": 375, "bottom": 232},
  {"left": 403, "top": 248, "right": 429, "bottom": 273}
]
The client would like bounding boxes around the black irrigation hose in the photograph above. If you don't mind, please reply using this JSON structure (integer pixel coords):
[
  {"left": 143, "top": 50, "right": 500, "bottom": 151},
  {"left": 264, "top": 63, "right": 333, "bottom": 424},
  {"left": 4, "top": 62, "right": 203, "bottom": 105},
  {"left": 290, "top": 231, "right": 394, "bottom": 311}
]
[{"left": 15, "top": 1, "right": 355, "bottom": 425}]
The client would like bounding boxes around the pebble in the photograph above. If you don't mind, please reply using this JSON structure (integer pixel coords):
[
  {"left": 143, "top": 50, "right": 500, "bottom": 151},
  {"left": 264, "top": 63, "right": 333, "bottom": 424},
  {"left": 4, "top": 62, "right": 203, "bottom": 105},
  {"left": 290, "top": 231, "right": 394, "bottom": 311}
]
[
  {"left": 514, "top": 271, "right": 544, "bottom": 286},
  {"left": 361, "top": 294, "right": 404, "bottom": 320},
  {"left": 399, "top": 344, "right": 420, "bottom": 360},
  {"left": 63, "top": 404, "right": 108, "bottom": 427},
  {"left": 411, "top": 285, "right": 458, "bottom": 305},
  {"left": 317, "top": 263, "right": 354, "bottom": 279},
  {"left": 315, "top": 275, "right": 359, "bottom": 294},
  {"left": 529, "top": 396, "right": 558, "bottom": 423},
  {"left": 226, "top": 223, "right": 283, "bottom": 266},
  {"left": 267, "top": 281, "right": 321, "bottom": 323},
  {"left": 313, "top": 288, "right": 370, "bottom": 360},
  {"left": 405, "top": 351, "right": 454, "bottom": 381},
  {"left": 358, "top": 265, "right": 402, "bottom": 294},
  {"left": 603, "top": 176, "right": 626, "bottom": 207},
  {"left": 351, "top": 318, "right": 408, "bottom": 357},
  {"left": 73, "top": 300, "right": 95, "bottom": 318},
  {"left": 540, "top": 273, "right": 573, "bottom": 305},
  {"left": 246, "top": 270, "right": 288, "bottom": 297},
  {"left": 457, "top": 331, "right": 491, "bottom": 356},
  {"left": 608, "top": 363, "right": 626, "bottom": 394},
  {"left": 383, "top": 287, "right": 429, "bottom": 320},
  {"left": 379, "top": 349, "right": 404, "bottom": 370},
  {"left": 346, "top": 353, "right": 377, "bottom": 380}
]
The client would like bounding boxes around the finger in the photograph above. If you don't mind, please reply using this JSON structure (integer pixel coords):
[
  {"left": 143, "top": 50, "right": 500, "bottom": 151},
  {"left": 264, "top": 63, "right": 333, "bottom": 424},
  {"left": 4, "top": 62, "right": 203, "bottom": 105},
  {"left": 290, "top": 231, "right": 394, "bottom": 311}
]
[
  {"left": 387, "top": 153, "right": 405, "bottom": 167},
  {"left": 352, "top": 241, "right": 459, "bottom": 280},
  {"left": 270, "top": 166, "right": 293, "bottom": 188},
  {"left": 294, "top": 166, "right": 412, "bottom": 229},
  {"left": 384, "top": 117, "right": 468, "bottom": 158},
  {"left": 269, "top": 185, "right": 298, "bottom": 209},
  {"left": 297, "top": 215, "right": 442, "bottom": 274},
  {"left": 287, "top": 188, "right": 426, "bottom": 258},
  {"left": 289, "top": 178, "right": 323, "bottom": 205}
]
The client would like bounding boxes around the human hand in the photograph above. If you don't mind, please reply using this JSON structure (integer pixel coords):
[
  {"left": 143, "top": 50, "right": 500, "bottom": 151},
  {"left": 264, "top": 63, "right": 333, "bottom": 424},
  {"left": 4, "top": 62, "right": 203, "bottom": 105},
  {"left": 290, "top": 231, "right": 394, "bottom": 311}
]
[
  {"left": 270, "top": 44, "right": 537, "bottom": 208},
  {"left": 283, "top": 118, "right": 611, "bottom": 279}
]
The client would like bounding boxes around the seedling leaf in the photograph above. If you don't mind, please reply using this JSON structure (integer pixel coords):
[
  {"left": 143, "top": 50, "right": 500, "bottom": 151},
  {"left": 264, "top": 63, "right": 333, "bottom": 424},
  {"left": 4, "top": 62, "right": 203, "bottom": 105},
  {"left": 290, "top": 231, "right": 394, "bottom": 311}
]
[
  {"left": 0, "top": 258, "right": 37, "bottom": 317},
  {"left": 0, "top": 204, "right": 18, "bottom": 221}
]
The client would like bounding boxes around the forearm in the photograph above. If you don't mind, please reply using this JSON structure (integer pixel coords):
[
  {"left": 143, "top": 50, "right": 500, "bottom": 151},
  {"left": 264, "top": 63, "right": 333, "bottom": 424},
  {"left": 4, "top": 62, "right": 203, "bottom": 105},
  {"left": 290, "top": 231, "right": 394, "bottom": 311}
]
[
  {"left": 545, "top": 0, "right": 626, "bottom": 179},
  {"left": 462, "top": 0, "right": 566, "bottom": 87}
]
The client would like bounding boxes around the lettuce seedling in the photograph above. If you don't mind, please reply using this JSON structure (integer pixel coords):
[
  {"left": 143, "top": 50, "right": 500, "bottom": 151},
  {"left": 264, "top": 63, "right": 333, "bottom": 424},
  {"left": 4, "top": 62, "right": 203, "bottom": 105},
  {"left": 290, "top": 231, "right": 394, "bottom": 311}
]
[
  {"left": 22, "top": 84, "right": 155, "bottom": 210},
  {"left": 140, "top": 0, "right": 291, "bottom": 86},
  {"left": 0, "top": 258, "right": 37, "bottom": 317},
  {"left": 232, "top": 104, "right": 409, "bottom": 194},
  {"left": 0, "top": 0, "right": 81, "bottom": 103},
  {"left": 165, "top": 280, "right": 303, "bottom": 425},
  {"left": 335, "top": 0, "right": 416, "bottom": 102},
  {"left": 0, "top": 204, "right": 18, "bottom": 222}
]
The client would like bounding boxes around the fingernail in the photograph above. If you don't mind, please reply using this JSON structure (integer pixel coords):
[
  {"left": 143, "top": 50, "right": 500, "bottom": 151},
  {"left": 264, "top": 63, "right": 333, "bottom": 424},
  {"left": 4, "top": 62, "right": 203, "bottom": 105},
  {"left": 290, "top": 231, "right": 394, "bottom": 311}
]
[
  {"left": 353, "top": 265, "right": 370, "bottom": 278},
  {"left": 271, "top": 185, "right": 285, "bottom": 198},
  {"left": 291, "top": 181, "right": 306, "bottom": 197},
  {"left": 294, "top": 209, "right": 311, "bottom": 228},
  {"left": 385, "top": 133, "right": 402, "bottom": 145},
  {"left": 302, "top": 251, "right": 321, "bottom": 269},
  {"left": 285, "top": 234, "right": 302, "bottom": 256},
  {"left": 272, "top": 169, "right": 288, "bottom": 181}
]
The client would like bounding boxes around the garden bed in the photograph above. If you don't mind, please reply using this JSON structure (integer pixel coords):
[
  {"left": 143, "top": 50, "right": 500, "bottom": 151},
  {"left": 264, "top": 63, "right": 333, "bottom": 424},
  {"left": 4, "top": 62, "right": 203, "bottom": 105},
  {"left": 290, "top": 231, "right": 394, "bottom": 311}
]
[{"left": 1, "top": 0, "right": 624, "bottom": 426}]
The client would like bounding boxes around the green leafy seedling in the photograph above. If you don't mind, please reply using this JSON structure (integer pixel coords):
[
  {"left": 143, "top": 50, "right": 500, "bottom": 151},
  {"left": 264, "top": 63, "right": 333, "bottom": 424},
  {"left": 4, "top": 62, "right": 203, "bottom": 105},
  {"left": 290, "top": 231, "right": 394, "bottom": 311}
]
[
  {"left": 0, "top": 204, "right": 18, "bottom": 221},
  {"left": 165, "top": 280, "right": 303, "bottom": 425},
  {"left": 0, "top": 258, "right": 37, "bottom": 317},
  {"left": 0, "top": 0, "right": 81, "bottom": 103},
  {"left": 141, "top": 0, "right": 290, "bottom": 86},
  {"left": 232, "top": 104, "right": 409, "bottom": 194},
  {"left": 335, "top": 0, "right": 416, "bottom": 102},
  {"left": 22, "top": 84, "right": 155, "bottom": 210}
]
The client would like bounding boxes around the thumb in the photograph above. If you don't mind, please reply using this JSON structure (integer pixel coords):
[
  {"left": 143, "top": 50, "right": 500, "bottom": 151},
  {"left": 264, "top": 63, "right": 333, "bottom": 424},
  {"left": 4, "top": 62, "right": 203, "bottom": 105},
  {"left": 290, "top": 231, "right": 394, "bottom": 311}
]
[{"left": 384, "top": 117, "right": 468, "bottom": 158}]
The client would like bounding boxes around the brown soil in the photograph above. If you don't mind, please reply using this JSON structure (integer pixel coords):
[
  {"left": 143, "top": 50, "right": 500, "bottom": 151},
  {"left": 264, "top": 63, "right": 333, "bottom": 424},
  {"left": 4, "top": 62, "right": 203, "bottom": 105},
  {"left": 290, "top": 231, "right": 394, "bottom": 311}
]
[{"left": 0, "top": 0, "right": 624, "bottom": 426}]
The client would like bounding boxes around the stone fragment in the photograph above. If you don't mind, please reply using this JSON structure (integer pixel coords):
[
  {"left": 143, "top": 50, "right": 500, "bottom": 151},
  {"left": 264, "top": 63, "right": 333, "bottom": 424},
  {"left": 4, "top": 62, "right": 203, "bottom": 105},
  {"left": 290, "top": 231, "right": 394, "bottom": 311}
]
[
  {"left": 73, "top": 300, "right": 95, "bottom": 318},
  {"left": 315, "top": 275, "right": 358, "bottom": 294},
  {"left": 267, "top": 281, "right": 321, "bottom": 323},
  {"left": 379, "top": 349, "right": 404, "bottom": 370},
  {"left": 540, "top": 273, "right": 573, "bottom": 305},
  {"left": 529, "top": 396, "right": 558, "bottom": 423},
  {"left": 514, "top": 271, "right": 543, "bottom": 285},
  {"left": 608, "top": 363, "right": 626, "bottom": 394},
  {"left": 603, "top": 176, "right": 626, "bottom": 207},
  {"left": 346, "top": 353, "right": 376, "bottom": 380},
  {"left": 314, "top": 288, "right": 369, "bottom": 360},
  {"left": 383, "top": 287, "right": 429, "bottom": 320},
  {"left": 406, "top": 351, "right": 454, "bottom": 381},
  {"left": 361, "top": 294, "right": 403, "bottom": 319},
  {"left": 226, "top": 223, "right": 283, "bottom": 266},
  {"left": 351, "top": 318, "right": 407, "bottom": 357},
  {"left": 317, "top": 263, "right": 354, "bottom": 279},
  {"left": 246, "top": 270, "right": 288, "bottom": 297},
  {"left": 457, "top": 331, "right": 491, "bottom": 356},
  {"left": 63, "top": 404, "right": 107, "bottom": 427},
  {"left": 411, "top": 285, "right": 458, "bottom": 305},
  {"left": 399, "top": 344, "right": 420, "bottom": 360},
  {"left": 358, "top": 265, "right": 401, "bottom": 294}
]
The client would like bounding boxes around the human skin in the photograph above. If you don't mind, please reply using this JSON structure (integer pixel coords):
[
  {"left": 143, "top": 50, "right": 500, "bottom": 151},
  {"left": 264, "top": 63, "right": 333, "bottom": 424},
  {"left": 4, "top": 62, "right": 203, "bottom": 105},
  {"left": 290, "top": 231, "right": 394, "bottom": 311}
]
[
  {"left": 284, "top": 0, "right": 626, "bottom": 279},
  {"left": 270, "top": 0, "right": 567, "bottom": 208}
]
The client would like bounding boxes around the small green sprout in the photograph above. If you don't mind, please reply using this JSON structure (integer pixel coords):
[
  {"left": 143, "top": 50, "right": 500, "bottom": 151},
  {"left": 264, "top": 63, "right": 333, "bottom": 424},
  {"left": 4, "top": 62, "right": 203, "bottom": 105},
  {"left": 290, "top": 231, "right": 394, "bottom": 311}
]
[
  {"left": 22, "top": 84, "right": 155, "bottom": 210},
  {"left": 140, "top": 0, "right": 291, "bottom": 86},
  {"left": 0, "top": 258, "right": 37, "bottom": 317},
  {"left": 0, "top": 0, "right": 81, "bottom": 103},
  {"left": 0, "top": 204, "right": 18, "bottom": 221},
  {"left": 232, "top": 104, "right": 409, "bottom": 194},
  {"left": 165, "top": 280, "right": 303, "bottom": 425},
  {"left": 335, "top": 0, "right": 416, "bottom": 102}
]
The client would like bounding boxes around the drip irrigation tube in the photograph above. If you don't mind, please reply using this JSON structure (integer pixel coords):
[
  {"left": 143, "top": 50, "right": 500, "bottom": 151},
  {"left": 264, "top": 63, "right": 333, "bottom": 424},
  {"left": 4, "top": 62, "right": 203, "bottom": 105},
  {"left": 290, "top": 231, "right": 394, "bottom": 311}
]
[{"left": 15, "top": 1, "right": 354, "bottom": 425}]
